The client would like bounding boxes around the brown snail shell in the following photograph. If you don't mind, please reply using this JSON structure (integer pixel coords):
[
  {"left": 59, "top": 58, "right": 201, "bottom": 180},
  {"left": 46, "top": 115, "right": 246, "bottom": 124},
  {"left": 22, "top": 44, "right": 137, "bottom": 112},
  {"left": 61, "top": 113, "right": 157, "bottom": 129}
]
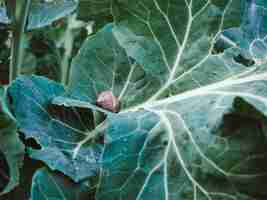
[{"left": 96, "top": 91, "right": 120, "bottom": 113}]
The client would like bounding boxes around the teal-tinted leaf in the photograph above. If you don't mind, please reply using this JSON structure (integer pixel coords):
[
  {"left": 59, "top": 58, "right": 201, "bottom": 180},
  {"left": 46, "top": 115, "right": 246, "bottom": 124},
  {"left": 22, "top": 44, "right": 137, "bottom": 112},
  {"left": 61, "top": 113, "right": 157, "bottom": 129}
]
[
  {"left": 97, "top": 94, "right": 267, "bottom": 199},
  {"left": 1, "top": 0, "right": 77, "bottom": 29},
  {"left": 61, "top": 0, "right": 267, "bottom": 199},
  {"left": 111, "top": 1, "right": 242, "bottom": 98},
  {"left": 52, "top": 0, "right": 267, "bottom": 199},
  {"left": 0, "top": 86, "right": 24, "bottom": 195},
  {"left": 27, "top": 0, "right": 77, "bottom": 30},
  {"left": 31, "top": 168, "right": 93, "bottom": 200},
  {"left": 68, "top": 24, "right": 162, "bottom": 109},
  {"left": 241, "top": 0, "right": 267, "bottom": 40},
  {"left": 8, "top": 76, "right": 103, "bottom": 182}
]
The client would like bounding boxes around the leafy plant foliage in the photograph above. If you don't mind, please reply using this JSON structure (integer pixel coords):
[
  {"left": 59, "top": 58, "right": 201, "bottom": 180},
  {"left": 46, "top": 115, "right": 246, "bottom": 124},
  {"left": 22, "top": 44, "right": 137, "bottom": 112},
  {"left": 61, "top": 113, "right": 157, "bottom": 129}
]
[
  {"left": 0, "top": 86, "right": 24, "bottom": 195},
  {"left": 1, "top": 0, "right": 267, "bottom": 199},
  {"left": 8, "top": 76, "right": 102, "bottom": 182}
]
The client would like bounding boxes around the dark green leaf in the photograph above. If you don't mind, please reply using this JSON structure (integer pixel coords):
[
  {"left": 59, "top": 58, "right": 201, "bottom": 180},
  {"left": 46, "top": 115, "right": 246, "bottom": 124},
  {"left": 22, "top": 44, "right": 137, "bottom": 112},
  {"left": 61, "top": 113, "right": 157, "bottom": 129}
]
[
  {"left": 67, "top": 1, "right": 245, "bottom": 112},
  {"left": 67, "top": 23, "right": 163, "bottom": 110},
  {"left": 62, "top": 0, "right": 267, "bottom": 199}
]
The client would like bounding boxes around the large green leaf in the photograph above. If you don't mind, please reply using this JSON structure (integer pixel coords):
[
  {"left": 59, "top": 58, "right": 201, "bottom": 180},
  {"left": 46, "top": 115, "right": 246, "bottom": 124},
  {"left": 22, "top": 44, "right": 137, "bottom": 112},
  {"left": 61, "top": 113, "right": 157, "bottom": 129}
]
[
  {"left": 8, "top": 76, "right": 103, "bottom": 182},
  {"left": 68, "top": 24, "right": 162, "bottom": 109},
  {"left": 0, "top": 86, "right": 24, "bottom": 195},
  {"left": 68, "top": 1, "right": 244, "bottom": 110},
  {"left": 111, "top": 0, "right": 244, "bottom": 98},
  {"left": 4, "top": 0, "right": 265, "bottom": 199},
  {"left": 64, "top": 0, "right": 267, "bottom": 199},
  {"left": 97, "top": 95, "right": 267, "bottom": 199},
  {"left": 30, "top": 168, "right": 93, "bottom": 200}
]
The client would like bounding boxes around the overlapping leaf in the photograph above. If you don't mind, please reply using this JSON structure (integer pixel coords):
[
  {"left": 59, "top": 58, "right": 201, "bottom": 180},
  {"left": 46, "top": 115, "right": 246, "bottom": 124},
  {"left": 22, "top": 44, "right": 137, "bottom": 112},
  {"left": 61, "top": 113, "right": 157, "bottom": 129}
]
[
  {"left": 68, "top": 1, "right": 244, "bottom": 109},
  {"left": 8, "top": 76, "right": 103, "bottom": 182},
  {"left": 0, "top": 86, "right": 24, "bottom": 194},
  {"left": 2, "top": 0, "right": 267, "bottom": 199},
  {"left": 65, "top": 0, "right": 267, "bottom": 199},
  {"left": 67, "top": 24, "right": 162, "bottom": 109}
]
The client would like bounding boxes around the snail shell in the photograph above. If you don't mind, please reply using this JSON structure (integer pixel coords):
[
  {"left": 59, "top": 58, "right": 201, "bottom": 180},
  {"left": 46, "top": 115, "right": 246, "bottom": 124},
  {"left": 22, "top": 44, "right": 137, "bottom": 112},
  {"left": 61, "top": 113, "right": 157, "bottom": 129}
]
[{"left": 96, "top": 91, "right": 120, "bottom": 113}]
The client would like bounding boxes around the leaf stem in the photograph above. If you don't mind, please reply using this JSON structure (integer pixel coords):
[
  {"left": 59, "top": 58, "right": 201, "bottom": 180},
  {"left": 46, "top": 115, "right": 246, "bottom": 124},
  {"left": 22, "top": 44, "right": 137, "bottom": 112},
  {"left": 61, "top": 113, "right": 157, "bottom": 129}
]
[
  {"left": 72, "top": 120, "right": 108, "bottom": 159},
  {"left": 60, "top": 14, "right": 76, "bottom": 86},
  {"left": 8, "top": 0, "right": 31, "bottom": 83}
]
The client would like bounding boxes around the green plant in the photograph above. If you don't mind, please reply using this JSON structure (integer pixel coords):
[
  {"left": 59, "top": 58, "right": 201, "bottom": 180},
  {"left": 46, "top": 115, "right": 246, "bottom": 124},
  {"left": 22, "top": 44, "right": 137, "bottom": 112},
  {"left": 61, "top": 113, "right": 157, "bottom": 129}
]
[{"left": 1, "top": 0, "right": 267, "bottom": 200}]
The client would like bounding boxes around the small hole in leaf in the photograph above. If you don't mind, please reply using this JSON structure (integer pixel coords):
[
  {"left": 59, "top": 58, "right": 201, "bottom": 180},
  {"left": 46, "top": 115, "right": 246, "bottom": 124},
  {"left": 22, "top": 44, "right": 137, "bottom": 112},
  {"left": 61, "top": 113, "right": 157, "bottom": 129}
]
[
  {"left": 233, "top": 54, "right": 255, "bottom": 67},
  {"left": 162, "top": 140, "right": 168, "bottom": 146}
]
